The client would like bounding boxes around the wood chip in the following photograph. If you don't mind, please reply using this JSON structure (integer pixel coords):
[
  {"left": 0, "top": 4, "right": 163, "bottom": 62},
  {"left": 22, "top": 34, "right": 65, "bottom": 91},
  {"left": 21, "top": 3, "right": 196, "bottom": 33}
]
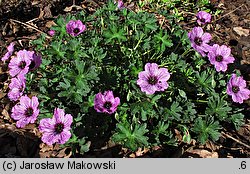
[{"left": 233, "top": 27, "right": 249, "bottom": 37}]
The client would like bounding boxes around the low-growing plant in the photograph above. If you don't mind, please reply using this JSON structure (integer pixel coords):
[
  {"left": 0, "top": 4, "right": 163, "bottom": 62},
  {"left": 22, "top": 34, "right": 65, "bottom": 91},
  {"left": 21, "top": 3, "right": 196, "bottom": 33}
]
[{"left": 5, "top": 0, "right": 248, "bottom": 154}]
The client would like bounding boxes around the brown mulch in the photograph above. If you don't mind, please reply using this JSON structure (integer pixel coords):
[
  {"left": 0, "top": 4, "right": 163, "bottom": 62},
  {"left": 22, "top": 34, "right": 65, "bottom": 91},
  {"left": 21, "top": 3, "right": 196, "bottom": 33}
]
[{"left": 0, "top": 0, "right": 250, "bottom": 158}]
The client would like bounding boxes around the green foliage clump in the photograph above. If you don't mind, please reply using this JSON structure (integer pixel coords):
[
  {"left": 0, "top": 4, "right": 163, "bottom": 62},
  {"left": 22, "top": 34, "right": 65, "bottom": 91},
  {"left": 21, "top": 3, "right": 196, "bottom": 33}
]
[{"left": 30, "top": 0, "right": 246, "bottom": 153}]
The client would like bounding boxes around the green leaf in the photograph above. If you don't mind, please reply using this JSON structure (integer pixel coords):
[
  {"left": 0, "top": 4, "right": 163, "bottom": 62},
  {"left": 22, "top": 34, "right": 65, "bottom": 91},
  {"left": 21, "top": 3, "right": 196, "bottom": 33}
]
[
  {"left": 192, "top": 117, "right": 221, "bottom": 144},
  {"left": 178, "top": 89, "right": 187, "bottom": 100},
  {"left": 205, "top": 94, "right": 232, "bottom": 120},
  {"left": 165, "top": 101, "right": 182, "bottom": 121},
  {"left": 103, "top": 25, "right": 127, "bottom": 44},
  {"left": 153, "top": 30, "right": 173, "bottom": 52},
  {"left": 130, "top": 101, "right": 156, "bottom": 121},
  {"left": 230, "top": 113, "right": 244, "bottom": 130},
  {"left": 112, "top": 122, "right": 149, "bottom": 151}
]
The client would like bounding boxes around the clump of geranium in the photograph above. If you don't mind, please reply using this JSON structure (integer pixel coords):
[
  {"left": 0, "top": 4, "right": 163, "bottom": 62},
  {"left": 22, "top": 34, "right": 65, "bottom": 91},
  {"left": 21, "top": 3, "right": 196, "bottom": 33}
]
[{"left": 29, "top": 1, "right": 249, "bottom": 153}]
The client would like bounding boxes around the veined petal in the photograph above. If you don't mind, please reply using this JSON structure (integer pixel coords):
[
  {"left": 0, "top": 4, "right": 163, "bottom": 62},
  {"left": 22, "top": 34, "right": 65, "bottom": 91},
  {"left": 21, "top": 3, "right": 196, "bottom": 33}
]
[
  {"left": 104, "top": 91, "right": 115, "bottom": 103},
  {"left": 54, "top": 108, "right": 65, "bottom": 123},
  {"left": 58, "top": 131, "right": 71, "bottom": 144},
  {"left": 63, "top": 114, "right": 73, "bottom": 128}
]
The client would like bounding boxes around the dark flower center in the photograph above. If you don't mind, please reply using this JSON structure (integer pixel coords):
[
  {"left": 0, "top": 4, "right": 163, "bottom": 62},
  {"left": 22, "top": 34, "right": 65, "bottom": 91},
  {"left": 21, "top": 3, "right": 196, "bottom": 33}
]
[
  {"left": 104, "top": 101, "right": 112, "bottom": 109},
  {"left": 216, "top": 55, "right": 223, "bottom": 62},
  {"left": 148, "top": 76, "right": 158, "bottom": 85},
  {"left": 29, "top": 61, "right": 36, "bottom": 70},
  {"left": 73, "top": 28, "right": 80, "bottom": 34},
  {"left": 55, "top": 123, "right": 64, "bottom": 134},
  {"left": 25, "top": 107, "right": 33, "bottom": 117},
  {"left": 194, "top": 37, "right": 202, "bottom": 46},
  {"left": 232, "top": 86, "right": 240, "bottom": 93},
  {"left": 200, "top": 18, "right": 205, "bottom": 23},
  {"left": 19, "top": 61, "right": 26, "bottom": 69}
]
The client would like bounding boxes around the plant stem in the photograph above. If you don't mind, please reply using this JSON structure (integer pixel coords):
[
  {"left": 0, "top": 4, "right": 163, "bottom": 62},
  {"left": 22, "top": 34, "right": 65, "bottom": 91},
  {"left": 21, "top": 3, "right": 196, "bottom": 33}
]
[{"left": 181, "top": 48, "right": 191, "bottom": 57}]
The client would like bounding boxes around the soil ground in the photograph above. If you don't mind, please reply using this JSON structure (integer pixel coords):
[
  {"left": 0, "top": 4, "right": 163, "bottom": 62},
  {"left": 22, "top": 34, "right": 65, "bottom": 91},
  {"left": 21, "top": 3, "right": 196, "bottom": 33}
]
[{"left": 0, "top": 0, "right": 249, "bottom": 158}]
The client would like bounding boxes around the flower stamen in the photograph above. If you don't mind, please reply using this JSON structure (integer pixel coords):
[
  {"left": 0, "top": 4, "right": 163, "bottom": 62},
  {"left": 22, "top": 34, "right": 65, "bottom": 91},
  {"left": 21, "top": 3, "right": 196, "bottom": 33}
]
[
  {"left": 194, "top": 37, "right": 202, "bottom": 46},
  {"left": 55, "top": 123, "right": 64, "bottom": 134},
  {"left": 25, "top": 107, "right": 34, "bottom": 117},
  {"left": 19, "top": 61, "right": 26, "bottom": 69}
]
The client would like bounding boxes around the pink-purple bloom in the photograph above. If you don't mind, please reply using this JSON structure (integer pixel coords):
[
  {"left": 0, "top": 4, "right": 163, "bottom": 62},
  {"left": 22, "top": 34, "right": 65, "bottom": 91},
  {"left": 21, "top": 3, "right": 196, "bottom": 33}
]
[
  {"left": 8, "top": 50, "right": 32, "bottom": 77},
  {"left": 188, "top": 27, "right": 212, "bottom": 57},
  {"left": 226, "top": 74, "right": 250, "bottom": 104},
  {"left": 66, "top": 20, "right": 86, "bottom": 37},
  {"left": 207, "top": 44, "right": 235, "bottom": 72},
  {"left": 8, "top": 75, "right": 26, "bottom": 101},
  {"left": 114, "top": 0, "right": 124, "bottom": 9},
  {"left": 11, "top": 95, "right": 39, "bottom": 128},
  {"left": 1, "top": 42, "right": 15, "bottom": 61},
  {"left": 29, "top": 52, "right": 42, "bottom": 71},
  {"left": 94, "top": 91, "right": 120, "bottom": 114},
  {"left": 196, "top": 11, "right": 211, "bottom": 25},
  {"left": 39, "top": 108, "right": 73, "bottom": 145},
  {"left": 48, "top": 30, "right": 55, "bottom": 36},
  {"left": 137, "top": 63, "right": 170, "bottom": 95}
]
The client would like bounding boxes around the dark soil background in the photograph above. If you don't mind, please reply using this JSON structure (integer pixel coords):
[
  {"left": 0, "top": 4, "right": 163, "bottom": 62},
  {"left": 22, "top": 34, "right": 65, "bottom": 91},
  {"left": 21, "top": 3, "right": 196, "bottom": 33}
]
[{"left": 0, "top": 0, "right": 249, "bottom": 158}]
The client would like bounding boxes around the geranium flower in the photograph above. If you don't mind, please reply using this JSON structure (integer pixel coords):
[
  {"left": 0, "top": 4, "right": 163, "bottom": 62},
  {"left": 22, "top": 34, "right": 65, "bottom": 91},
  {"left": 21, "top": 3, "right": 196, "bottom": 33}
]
[
  {"left": 8, "top": 50, "right": 32, "bottom": 77},
  {"left": 48, "top": 30, "right": 55, "bottom": 36},
  {"left": 1, "top": 42, "right": 15, "bottom": 61},
  {"left": 11, "top": 95, "right": 39, "bottom": 128},
  {"left": 207, "top": 44, "right": 235, "bottom": 72},
  {"left": 29, "top": 52, "right": 42, "bottom": 71},
  {"left": 188, "top": 27, "right": 212, "bottom": 57},
  {"left": 196, "top": 11, "right": 211, "bottom": 25},
  {"left": 66, "top": 20, "right": 86, "bottom": 37},
  {"left": 39, "top": 108, "right": 73, "bottom": 145},
  {"left": 137, "top": 63, "right": 170, "bottom": 95},
  {"left": 114, "top": 0, "right": 124, "bottom": 9},
  {"left": 117, "top": 0, "right": 124, "bottom": 9},
  {"left": 8, "top": 75, "right": 26, "bottom": 101},
  {"left": 226, "top": 74, "right": 250, "bottom": 103},
  {"left": 94, "top": 90, "right": 120, "bottom": 114}
]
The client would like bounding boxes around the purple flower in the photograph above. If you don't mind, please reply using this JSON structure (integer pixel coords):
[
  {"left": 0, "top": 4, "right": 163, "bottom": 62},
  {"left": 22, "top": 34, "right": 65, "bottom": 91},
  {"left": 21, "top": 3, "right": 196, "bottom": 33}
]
[
  {"left": 188, "top": 27, "right": 212, "bottom": 57},
  {"left": 196, "top": 11, "right": 211, "bottom": 25},
  {"left": 48, "top": 30, "right": 55, "bottom": 36},
  {"left": 1, "top": 42, "right": 15, "bottom": 61},
  {"left": 117, "top": 0, "right": 124, "bottom": 9},
  {"left": 114, "top": 0, "right": 124, "bottom": 9},
  {"left": 94, "top": 91, "right": 120, "bottom": 114},
  {"left": 39, "top": 108, "right": 73, "bottom": 145},
  {"left": 226, "top": 74, "right": 250, "bottom": 104},
  {"left": 11, "top": 95, "right": 39, "bottom": 128},
  {"left": 207, "top": 44, "right": 235, "bottom": 72},
  {"left": 8, "top": 75, "right": 26, "bottom": 101},
  {"left": 137, "top": 63, "right": 170, "bottom": 95},
  {"left": 29, "top": 52, "right": 42, "bottom": 71},
  {"left": 8, "top": 50, "right": 32, "bottom": 77},
  {"left": 66, "top": 20, "right": 86, "bottom": 37}
]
